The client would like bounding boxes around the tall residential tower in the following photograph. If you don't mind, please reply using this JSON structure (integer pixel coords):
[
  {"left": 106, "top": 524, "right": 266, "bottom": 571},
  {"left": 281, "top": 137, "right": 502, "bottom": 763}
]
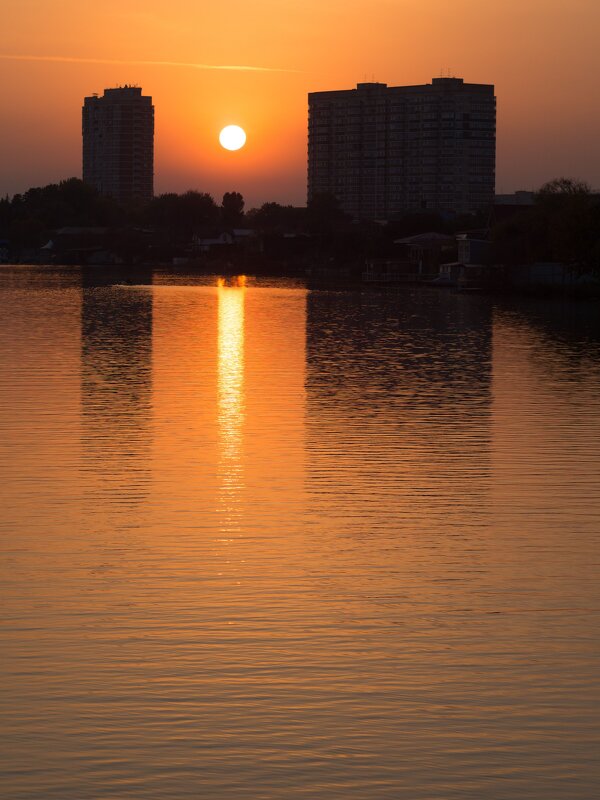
[
  {"left": 308, "top": 77, "right": 495, "bottom": 219},
  {"left": 82, "top": 86, "right": 154, "bottom": 204}
]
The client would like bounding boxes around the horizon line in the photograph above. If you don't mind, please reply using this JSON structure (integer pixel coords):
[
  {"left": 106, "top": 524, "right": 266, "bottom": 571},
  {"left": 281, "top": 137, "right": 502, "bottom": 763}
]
[{"left": 0, "top": 53, "right": 301, "bottom": 74}]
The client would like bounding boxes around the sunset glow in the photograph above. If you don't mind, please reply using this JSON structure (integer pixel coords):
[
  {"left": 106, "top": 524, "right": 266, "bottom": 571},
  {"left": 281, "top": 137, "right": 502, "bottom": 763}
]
[{"left": 2, "top": 0, "right": 599, "bottom": 204}]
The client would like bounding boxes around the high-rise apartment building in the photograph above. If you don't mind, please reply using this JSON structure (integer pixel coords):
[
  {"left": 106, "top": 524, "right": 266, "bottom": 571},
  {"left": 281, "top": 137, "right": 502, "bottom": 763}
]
[
  {"left": 308, "top": 77, "right": 495, "bottom": 219},
  {"left": 83, "top": 86, "right": 154, "bottom": 204}
]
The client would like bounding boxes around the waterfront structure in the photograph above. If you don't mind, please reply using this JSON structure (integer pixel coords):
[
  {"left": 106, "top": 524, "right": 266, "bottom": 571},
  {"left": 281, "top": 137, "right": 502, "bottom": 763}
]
[
  {"left": 82, "top": 86, "right": 154, "bottom": 204},
  {"left": 308, "top": 77, "right": 496, "bottom": 219}
]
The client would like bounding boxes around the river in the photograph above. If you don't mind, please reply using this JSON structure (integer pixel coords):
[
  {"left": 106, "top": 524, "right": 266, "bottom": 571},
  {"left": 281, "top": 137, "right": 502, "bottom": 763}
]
[{"left": 1, "top": 266, "right": 599, "bottom": 799}]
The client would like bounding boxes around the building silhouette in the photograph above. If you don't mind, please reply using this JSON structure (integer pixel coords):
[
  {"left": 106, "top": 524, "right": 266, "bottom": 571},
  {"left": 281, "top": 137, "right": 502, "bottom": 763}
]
[
  {"left": 308, "top": 77, "right": 495, "bottom": 219},
  {"left": 82, "top": 86, "right": 154, "bottom": 204}
]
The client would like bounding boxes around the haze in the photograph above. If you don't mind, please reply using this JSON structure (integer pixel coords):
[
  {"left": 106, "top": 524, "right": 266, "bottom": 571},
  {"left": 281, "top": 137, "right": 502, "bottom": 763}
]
[{"left": 1, "top": 0, "right": 599, "bottom": 206}]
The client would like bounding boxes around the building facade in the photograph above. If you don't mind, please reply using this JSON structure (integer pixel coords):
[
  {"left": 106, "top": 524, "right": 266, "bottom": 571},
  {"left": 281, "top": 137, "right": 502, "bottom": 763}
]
[
  {"left": 308, "top": 77, "right": 495, "bottom": 219},
  {"left": 83, "top": 86, "right": 154, "bottom": 204}
]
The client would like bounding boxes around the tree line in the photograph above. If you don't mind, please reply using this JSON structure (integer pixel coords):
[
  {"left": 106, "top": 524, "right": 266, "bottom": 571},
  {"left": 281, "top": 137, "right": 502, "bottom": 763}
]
[
  {"left": 492, "top": 179, "right": 600, "bottom": 272},
  {"left": 1, "top": 176, "right": 598, "bottom": 273},
  {"left": 0, "top": 180, "right": 247, "bottom": 248}
]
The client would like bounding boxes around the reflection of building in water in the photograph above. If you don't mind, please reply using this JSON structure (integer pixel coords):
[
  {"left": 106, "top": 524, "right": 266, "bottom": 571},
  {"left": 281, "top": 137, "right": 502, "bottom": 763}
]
[
  {"left": 80, "top": 269, "right": 153, "bottom": 505},
  {"left": 217, "top": 285, "right": 246, "bottom": 516},
  {"left": 304, "top": 289, "right": 494, "bottom": 539}
]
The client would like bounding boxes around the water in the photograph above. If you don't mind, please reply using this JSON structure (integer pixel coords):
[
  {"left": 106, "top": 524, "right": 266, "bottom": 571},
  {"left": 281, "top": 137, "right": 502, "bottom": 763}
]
[{"left": 1, "top": 266, "right": 599, "bottom": 799}]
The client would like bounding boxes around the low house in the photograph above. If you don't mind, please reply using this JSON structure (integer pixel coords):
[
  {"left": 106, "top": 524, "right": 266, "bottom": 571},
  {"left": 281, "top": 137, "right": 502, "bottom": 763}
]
[
  {"left": 193, "top": 232, "right": 234, "bottom": 253},
  {"left": 41, "top": 227, "right": 113, "bottom": 265},
  {"left": 192, "top": 229, "right": 258, "bottom": 255},
  {"left": 437, "top": 232, "right": 502, "bottom": 289},
  {"left": 393, "top": 232, "right": 456, "bottom": 276},
  {"left": 456, "top": 234, "right": 491, "bottom": 266}
]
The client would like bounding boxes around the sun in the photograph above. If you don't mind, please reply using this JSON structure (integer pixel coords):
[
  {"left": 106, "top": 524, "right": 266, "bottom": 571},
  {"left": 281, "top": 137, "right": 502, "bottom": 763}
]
[{"left": 219, "top": 125, "right": 246, "bottom": 151}]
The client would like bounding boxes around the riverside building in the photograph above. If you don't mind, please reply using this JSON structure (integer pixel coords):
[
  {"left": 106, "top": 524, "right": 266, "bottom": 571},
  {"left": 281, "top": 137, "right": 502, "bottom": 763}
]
[
  {"left": 82, "top": 86, "right": 154, "bottom": 204},
  {"left": 308, "top": 77, "right": 496, "bottom": 219}
]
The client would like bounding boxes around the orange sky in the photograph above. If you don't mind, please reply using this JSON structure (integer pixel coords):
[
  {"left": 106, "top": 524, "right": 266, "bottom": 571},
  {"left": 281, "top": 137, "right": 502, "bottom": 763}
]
[{"left": 1, "top": 0, "right": 599, "bottom": 206}]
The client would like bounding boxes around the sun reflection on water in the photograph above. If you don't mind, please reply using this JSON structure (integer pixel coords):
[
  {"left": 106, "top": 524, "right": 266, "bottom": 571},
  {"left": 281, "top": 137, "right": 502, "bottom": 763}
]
[{"left": 217, "top": 282, "right": 246, "bottom": 524}]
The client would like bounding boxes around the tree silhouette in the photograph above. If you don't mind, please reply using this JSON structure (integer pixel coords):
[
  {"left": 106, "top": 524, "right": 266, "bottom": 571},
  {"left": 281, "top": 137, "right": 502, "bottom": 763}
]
[
  {"left": 536, "top": 179, "right": 597, "bottom": 269},
  {"left": 246, "top": 203, "right": 306, "bottom": 234},
  {"left": 144, "top": 191, "right": 219, "bottom": 239},
  {"left": 221, "top": 192, "right": 245, "bottom": 229},
  {"left": 493, "top": 177, "right": 600, "bottom": 272},
  {"left": 0, "top": 178, "right": 121, "bottom": 247}
]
